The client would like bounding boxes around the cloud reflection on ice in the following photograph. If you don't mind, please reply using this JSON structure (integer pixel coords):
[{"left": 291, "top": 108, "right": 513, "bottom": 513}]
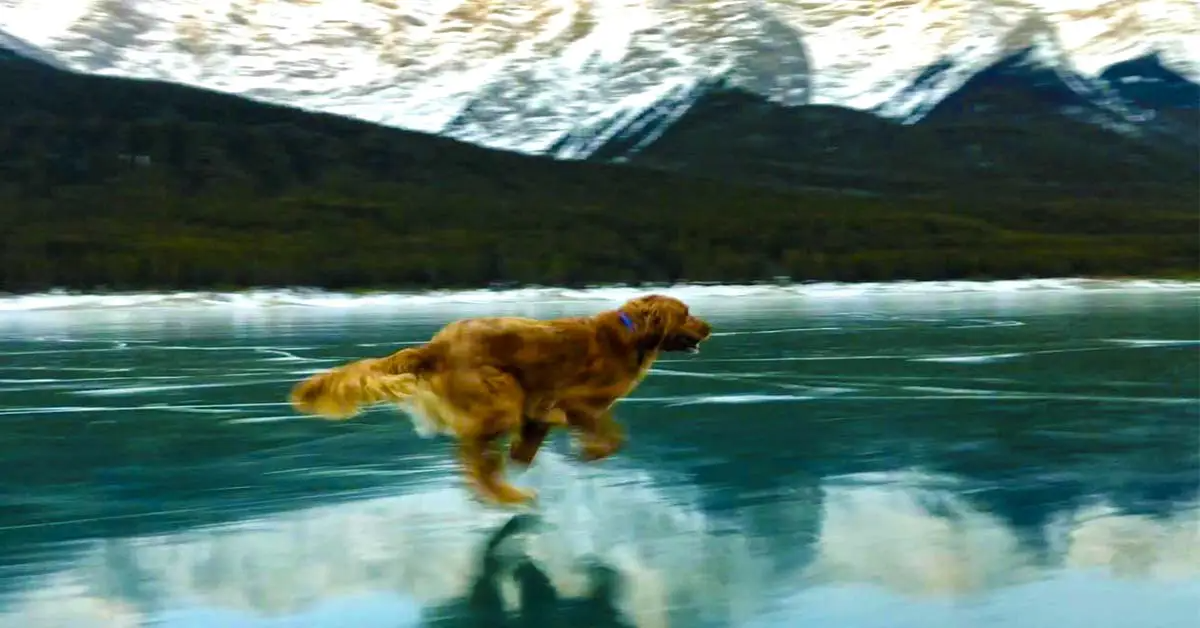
[{"left": 3, "top": 459, "right": 1196, "bottom": 628}]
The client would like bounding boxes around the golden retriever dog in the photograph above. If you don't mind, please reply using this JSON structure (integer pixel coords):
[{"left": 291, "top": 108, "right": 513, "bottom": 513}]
[{"left": 289, "top": 294, "right": 713, "bottom": 506}]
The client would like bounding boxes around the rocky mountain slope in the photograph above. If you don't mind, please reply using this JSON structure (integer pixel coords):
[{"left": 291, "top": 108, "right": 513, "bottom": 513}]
[
  {"left": 0, "top": 0, "right": 1195, "bottom": 159},
  {"left": 588, "top": 49, "right": 1197, "bottom": 200}
]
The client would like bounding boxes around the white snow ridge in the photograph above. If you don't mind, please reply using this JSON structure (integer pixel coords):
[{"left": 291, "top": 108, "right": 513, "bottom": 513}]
[{"left": 0, "top": 0, "right": 1196, "bottom": 158}]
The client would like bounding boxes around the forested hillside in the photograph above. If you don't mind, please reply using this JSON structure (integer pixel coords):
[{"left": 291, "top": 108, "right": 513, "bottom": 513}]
[{"left": 0, "top": 51, "right": 1195, "bottom": 292}]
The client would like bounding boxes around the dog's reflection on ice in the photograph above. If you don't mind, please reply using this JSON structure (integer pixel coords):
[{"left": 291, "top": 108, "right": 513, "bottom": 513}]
[
  {"left": 2, "top": 451, "right": 772, "bottom": 628},
  {"left": 424, "top": 514, "right": 633, "bottom": 628}
]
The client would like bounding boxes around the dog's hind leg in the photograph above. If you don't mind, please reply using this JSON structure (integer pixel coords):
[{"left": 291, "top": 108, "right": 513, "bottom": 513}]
[
  {"left": 461, "top": 434, "right": 537, "bottom": 506},
  {"left": 451, "top": 368, "right": 537, "bottom": 506},
  {"left": 510, "top": 399, "right": 567, "bottom": 467},
  {"left": 510, "top": 420, "right": 552, "bottom": 467}
]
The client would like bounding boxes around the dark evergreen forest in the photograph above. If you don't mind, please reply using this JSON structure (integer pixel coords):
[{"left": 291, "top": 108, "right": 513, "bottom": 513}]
[{"left": 1, "top": 51, "right": 1196, "bottom": 292}]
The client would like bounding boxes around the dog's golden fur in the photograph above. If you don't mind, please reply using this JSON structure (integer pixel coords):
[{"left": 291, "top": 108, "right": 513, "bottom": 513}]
[{"left": 289, "top": 294, "right": 713, "bottom": 506}]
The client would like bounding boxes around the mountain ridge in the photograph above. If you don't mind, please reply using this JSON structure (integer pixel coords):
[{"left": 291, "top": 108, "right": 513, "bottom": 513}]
[
  {"left": 1101, "top": 54, "right": 1200, "bottom": 107},
  {"left": 1, "top": 31, "right": 1194, "bottom": 202},
  {"left": 2, "top": 25, "right": 1193, "bottom": 173},
  {"left": 1, "top": 0, "right": 1196, "bottom": 158},
  {"left": 0, "top": 28, "right": 69, "bottom": 68},
  {"left": 581, "top": 48, "right": 1197, "bottom": 201}
]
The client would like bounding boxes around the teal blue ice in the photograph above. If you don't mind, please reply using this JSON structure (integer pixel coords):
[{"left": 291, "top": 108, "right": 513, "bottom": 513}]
[{"left": 0, "top": 281, "right": 1197, "bottom": 628}]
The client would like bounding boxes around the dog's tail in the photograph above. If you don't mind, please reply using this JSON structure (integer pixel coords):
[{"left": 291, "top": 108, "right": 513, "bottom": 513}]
[{"left": 289, "top": 346, "right": 430, "bottom": 420}]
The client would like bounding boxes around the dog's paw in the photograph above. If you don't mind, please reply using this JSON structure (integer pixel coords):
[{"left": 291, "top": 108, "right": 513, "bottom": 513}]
[
  {"left": 468, "top": 490, "right": 536, "bottom": 513},
  {"left": 509, "top": 446, "right": 538, "bottom": 467},
  {"left": 577, "top": 440, "right": 622, "bottom": 463},
  {"left": 508, "top": 460, "right": 534, "bottom": 483},
  {"left": 509, "top": 487, "right": 539, "bottom": 507},
  {"left": 542, "top": 407, "right": 569, "bottom": 426},
  {"left": 484, "top": 485, "right": 539, "bottom": 509}
]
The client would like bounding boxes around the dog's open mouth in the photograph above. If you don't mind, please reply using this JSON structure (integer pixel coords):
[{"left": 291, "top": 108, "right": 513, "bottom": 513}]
[{"left": 662, "top": 333, "right": 705, "bottom": 354}]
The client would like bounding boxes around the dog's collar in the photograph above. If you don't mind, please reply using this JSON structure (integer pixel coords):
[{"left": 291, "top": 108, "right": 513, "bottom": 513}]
[
  {"left": 617, "top": 311, "right": 635, "bottom": 332},
  {"left": 618, "top": 311, "right": 646, "bottom": 367}
]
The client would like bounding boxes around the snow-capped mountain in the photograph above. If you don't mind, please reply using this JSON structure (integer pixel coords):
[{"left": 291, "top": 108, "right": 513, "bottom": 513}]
[
  {"left": 0, "top": 0, "right": 1196, "bottom": 159},
  {"left": 0, "top": 23, "right": 68, "bottom": 68},
  {"left": 1102, "top": 54, "right": 1200, "bottom": 108}
]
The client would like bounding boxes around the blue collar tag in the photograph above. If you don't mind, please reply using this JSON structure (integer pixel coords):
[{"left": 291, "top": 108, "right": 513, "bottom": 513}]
[{"left": 617, "top": 311, "right": 635, "bottom": 332}]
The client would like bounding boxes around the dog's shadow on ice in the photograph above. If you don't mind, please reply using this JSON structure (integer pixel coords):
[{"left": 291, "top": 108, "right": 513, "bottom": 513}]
[{"left": 421, "top": 513, "right": 634, "bottom": 628}]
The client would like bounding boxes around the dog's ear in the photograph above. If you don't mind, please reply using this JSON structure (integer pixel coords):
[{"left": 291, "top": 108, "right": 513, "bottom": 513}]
[{"left": 621, "top": 295, "right": 686, "bottom": 347}]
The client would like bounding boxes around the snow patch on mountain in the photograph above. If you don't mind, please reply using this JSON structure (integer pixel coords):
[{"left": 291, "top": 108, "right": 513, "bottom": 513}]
[{"left": 0, "top": 1, "right": 1195, "bottom": 158}]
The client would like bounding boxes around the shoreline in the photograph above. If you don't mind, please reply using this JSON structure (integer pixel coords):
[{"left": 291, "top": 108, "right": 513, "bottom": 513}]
[{"left": 2, "top": 278, "right": 1198, "bottom": 313}]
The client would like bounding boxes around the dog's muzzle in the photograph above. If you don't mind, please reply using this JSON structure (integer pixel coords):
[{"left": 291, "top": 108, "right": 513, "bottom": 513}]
[{"left": 665, "top": 319, "right": 712, "bottom": 354}]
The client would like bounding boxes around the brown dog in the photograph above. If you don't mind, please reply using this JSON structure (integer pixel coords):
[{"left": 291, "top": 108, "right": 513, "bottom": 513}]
[{"left": 289, "top": 294, "right": 713, "bottom": 506}]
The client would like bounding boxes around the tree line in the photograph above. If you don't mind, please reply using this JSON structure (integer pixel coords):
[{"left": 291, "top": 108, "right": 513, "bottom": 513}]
[{"left": 0, "top": 54, "right": 1195, "bottom": 292}]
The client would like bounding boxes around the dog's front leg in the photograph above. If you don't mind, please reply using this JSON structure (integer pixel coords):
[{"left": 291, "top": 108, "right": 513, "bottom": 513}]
[
  {"left": 509, "top": 398, "right": 568, "bottom": 466},
  {"left": 510, "top": 420, "right": 552, "bottom": 467},
  {"left": 562, "top": 405, "right": 625, "bottom": 462}
]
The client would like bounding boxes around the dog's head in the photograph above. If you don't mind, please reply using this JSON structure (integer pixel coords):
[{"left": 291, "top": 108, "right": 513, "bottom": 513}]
[{"left": 618, "top": 294, "right": 712, "bottom": 354}]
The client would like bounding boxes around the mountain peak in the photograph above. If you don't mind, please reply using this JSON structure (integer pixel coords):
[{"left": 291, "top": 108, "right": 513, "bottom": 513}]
[
  {"left": 2, "top": 0, "right": 1196, "bottom": 158},
  {"left": 1100, "top": 53, "right": 1200, "bottom": 108},
  {"left": 0, "top": 28, "right": 69, "bottom": 69}
]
